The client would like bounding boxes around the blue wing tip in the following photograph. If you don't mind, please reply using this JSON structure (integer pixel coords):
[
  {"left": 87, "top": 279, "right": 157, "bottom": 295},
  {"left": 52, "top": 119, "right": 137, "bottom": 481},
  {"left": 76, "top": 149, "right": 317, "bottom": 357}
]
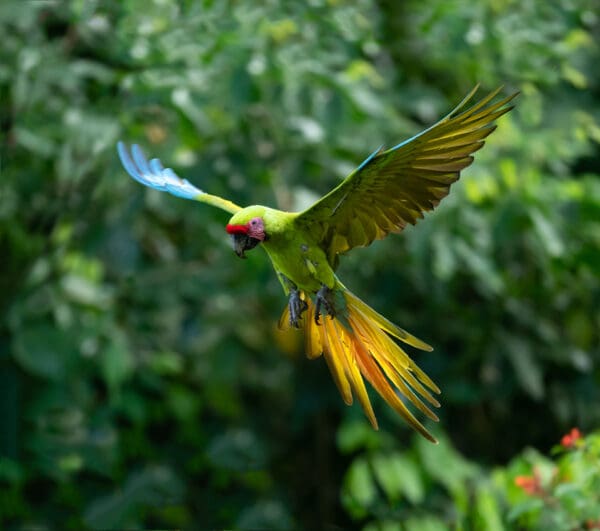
[
  {"left": 116, "top": 142, "right": 204, "bottom": 199},
  {"left": 116, "top": 140, "right": 126, "bottom": 161}
]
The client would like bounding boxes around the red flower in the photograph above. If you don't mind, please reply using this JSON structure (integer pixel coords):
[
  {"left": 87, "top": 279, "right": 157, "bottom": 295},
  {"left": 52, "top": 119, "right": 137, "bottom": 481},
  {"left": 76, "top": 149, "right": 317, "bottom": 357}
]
[
  {"left": 514, "top": 474, "right": 542, "bottom": 496},
  {"left": 560, "top": 427, "right": 582, "bottom": 449}
]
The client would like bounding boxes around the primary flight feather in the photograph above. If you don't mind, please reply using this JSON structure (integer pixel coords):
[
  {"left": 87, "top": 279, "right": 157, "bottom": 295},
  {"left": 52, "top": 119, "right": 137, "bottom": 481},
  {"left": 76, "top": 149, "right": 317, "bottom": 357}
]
[{"left": 118, "top": 86, "right": 517, "bottom": 443}]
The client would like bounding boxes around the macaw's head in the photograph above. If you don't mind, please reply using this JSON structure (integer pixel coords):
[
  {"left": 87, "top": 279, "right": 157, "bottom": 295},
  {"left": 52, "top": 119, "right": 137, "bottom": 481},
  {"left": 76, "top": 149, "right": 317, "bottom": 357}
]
[{"left": 226, "top": 208, "right": 267, "bottom": 258}]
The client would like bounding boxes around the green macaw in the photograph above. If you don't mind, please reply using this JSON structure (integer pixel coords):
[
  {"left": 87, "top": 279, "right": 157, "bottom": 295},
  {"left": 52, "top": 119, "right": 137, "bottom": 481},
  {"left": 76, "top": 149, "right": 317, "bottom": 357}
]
[{"left": 118, "top": 86, "right": 517, "bottom": 442}]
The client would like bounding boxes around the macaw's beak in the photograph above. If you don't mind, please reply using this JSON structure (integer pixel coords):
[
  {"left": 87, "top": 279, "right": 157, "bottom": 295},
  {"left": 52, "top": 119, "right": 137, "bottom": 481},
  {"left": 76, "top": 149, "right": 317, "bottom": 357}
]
[{"left": 231, "top": 233, "right": 260, "bottom": 259}]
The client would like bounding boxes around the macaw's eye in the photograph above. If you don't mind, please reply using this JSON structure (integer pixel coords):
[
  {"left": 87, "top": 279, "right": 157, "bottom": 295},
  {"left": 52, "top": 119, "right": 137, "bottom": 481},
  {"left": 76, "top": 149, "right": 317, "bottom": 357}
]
[{"left": 251, "top": 220, "right": 257, "bottom": 225}]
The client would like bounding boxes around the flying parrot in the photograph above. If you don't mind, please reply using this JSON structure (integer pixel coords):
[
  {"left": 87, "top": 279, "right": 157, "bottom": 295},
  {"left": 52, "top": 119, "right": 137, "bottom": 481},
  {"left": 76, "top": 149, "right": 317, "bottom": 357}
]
[{"left": 118, "top": 86, "right": 517, "bottom": 443}]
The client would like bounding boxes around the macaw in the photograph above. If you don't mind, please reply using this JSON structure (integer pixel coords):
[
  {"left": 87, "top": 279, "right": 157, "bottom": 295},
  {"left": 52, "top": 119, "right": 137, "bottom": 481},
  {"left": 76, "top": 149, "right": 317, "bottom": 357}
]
[{"left": 118, "top": 86, "right": 517, "bottom": 443}]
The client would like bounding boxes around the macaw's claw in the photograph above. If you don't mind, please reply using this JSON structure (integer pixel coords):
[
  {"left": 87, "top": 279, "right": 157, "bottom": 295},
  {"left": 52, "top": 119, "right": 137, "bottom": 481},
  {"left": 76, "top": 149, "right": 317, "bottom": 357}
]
[
  {"left": 315, "top": 285, "right": 336, "bottom": 324},
  {"left": 288, "top": 290, "right": 308, "bottom": 328}
]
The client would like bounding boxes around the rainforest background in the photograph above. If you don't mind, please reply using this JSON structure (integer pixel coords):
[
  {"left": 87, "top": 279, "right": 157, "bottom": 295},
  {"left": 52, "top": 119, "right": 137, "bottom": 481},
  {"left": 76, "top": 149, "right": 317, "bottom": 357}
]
[{"left": 1, "top": 0, "right": 599, "bottom": 529}]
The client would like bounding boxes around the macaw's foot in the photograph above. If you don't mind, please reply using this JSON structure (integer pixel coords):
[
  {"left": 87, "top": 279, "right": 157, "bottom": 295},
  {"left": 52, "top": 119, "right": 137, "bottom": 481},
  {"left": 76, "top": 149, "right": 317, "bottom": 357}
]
[
  {"left": 315, "top": 285, "right": 336, "bottom": 324},
  {"left": 289, "top": 289, "right": 308, "bottom": 328}
]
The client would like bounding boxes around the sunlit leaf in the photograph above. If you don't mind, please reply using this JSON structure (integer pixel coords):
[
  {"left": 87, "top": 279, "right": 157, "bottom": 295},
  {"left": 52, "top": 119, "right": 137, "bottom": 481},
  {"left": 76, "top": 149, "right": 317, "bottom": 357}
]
[{"left": 341, "top": 457, "right": 377, "bottom": 518}]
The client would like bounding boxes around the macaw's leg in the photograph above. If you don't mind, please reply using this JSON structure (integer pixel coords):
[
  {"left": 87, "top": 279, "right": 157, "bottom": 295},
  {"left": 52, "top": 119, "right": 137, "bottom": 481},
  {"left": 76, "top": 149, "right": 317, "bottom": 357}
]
[
  {"left": 315, "top": 284, "right": 336, "bottom": 324},
  {"left": 288, "top": 289, "right": 308, "bottom": 328},
  {"left": 278, "top": 273, "right": 308, "bottom": 328}
]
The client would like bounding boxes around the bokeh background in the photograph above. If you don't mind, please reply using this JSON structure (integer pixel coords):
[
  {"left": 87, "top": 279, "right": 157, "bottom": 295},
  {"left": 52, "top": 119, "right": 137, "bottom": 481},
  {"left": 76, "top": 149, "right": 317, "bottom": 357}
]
[{"left": 1, "top": 0, "right": 599, "bottom": 529}]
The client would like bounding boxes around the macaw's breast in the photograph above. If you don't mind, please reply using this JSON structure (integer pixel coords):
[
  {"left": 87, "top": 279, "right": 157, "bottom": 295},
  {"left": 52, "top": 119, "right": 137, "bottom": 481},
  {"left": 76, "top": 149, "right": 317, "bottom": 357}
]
[{"left": 261, "top": 211, "right": 336, "bottom": 293}]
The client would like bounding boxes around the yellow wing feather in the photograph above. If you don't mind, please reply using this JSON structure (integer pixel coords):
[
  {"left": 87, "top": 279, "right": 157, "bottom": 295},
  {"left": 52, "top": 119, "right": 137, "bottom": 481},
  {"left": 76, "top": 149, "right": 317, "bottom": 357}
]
[{"left": 296, "top": 86, "right": 518, "bottom": 264}]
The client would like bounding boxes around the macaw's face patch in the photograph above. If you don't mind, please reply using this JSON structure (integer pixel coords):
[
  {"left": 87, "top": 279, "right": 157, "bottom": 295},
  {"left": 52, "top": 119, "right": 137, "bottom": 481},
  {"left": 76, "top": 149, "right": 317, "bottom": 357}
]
[
  {"left": 226, "top": 217, "right": 266, "bottom": 240},
  {"left": 226, "top": 217, "right": 266, "bottom": 258},
  {"left": 246, "top": 217, "right": 266, "bottom": 241}
]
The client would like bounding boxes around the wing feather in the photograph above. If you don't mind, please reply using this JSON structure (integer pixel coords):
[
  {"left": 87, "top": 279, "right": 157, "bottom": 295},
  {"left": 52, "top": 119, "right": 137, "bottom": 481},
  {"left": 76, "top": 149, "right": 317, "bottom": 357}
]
[
  {"left": 117, "top": 142, "right": 242, "bottom": 215},
  {"left": 295, "top": 87, "right": 517, "bottom": 262}
]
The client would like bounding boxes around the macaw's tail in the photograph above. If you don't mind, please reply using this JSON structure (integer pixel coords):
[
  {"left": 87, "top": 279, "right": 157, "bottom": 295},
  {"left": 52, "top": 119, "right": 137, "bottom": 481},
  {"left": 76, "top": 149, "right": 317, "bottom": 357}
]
[{"left": 279, "top": 289, "right": 440, "bottom": 443}]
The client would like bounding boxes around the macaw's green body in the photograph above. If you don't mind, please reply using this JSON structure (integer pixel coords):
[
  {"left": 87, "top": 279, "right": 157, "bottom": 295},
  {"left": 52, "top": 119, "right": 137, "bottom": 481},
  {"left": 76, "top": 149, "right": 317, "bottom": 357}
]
[
  {"left": 232, "top": 206, "right": 336, "bottom": 293},
  {"left": 118, "top": 86, "right": 518, "bottom": 443}
]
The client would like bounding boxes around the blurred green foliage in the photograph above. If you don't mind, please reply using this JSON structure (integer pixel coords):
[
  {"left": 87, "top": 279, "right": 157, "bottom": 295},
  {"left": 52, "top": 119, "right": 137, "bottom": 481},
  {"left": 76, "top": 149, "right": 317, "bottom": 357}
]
[
  {"left": 340, "top": 425, "right": 600, "bottom": 529},
  {"left": 0, "top": 0, "right": 598, "bottom": 529}
]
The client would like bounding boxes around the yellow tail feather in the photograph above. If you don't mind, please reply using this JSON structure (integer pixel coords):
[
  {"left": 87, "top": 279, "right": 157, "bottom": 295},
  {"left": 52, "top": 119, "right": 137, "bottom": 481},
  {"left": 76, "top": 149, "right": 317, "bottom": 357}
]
[{"left": 279, "top": 290, "right": 440, "bottom": 443}]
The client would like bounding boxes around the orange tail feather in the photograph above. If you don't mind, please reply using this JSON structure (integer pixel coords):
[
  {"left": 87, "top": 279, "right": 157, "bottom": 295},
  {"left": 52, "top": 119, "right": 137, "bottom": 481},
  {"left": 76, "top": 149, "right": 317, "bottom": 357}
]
[{"left": 279, "top": 290, "right": 440, "bottom": 443}]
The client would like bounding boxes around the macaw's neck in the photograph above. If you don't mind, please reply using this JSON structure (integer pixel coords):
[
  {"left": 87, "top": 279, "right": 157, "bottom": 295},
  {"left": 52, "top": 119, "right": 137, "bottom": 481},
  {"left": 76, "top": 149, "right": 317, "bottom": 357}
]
[{"left": 261, "top": 208, "right": 298, "bottom": 235}]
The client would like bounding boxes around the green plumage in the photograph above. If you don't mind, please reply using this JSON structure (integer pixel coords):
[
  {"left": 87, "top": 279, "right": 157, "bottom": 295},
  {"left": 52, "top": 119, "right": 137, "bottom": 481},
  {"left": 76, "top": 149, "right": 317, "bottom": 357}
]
[{"left": 228, "top": 206, "right": 335, "bottom": 294}]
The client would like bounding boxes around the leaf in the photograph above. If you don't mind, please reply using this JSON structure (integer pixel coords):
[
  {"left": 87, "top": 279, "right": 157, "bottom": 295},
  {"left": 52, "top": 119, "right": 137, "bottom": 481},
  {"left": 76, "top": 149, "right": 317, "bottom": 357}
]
[
  {"left": 236, "top": 500, "right": 294, "bottom": 530},
  {"left": 337, "top": 420, "right": 384, "bottom": 454},
  {"left": 371, "top": 452, "right": 424, "bottom": 504},
  {"left": 403, "top": 515, "right": 450, "bottom": 531},
  {"left": 431, "top": 231, "right": 457, "bottom": 280},
  {"left": 13, "top": 323, "right": 78, "bottom": 380},
  {"left": 503, "top": 335, "right": 544, "bottom": 400},
  {"left": 529, "top": 208, "right": 564, "bottom": 258},
  {"left": 561, "top": 64, "right": 587, "bottom": 89},
  {"left": 417, "top": 431, "right": 478, "bottom": 510},
  {"left": 454, "top": 240, "right": 503, "bottom": 295},
  {"left": 60, "top": 274, "right": 113, "bottom": 309},
  {"left": 475, "top": 486, "right": 504, "bottom": 531},
  {"left": 84, "top": 466, "right": 183, "bottom": 529},
  {"left": 288, "top": 116, "right": 325, "bottom": 143},
  {"left": 13, "top": 126, "right": 56, "bottom": 157},
  {"left": 363, "top": 520, "right": 403, "bottom": 531},
  {"left": 507, "top": 498, "right": 544, "bottom": 522},
  {"left": 341, "top": 456, "right": 377, "bottom": 518},
  {"left": 100, "top": 328, "right": 134, "bottom": 396},
  {"left": 206, "top": 429, "right": 266, "bottom": 471}
]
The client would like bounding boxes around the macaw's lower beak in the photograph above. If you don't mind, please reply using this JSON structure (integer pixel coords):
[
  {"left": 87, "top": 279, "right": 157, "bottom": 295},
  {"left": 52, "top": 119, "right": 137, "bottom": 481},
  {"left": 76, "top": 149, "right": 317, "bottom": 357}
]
[{"left": 231, "top": 233, "right": 260, "bottom": 259}]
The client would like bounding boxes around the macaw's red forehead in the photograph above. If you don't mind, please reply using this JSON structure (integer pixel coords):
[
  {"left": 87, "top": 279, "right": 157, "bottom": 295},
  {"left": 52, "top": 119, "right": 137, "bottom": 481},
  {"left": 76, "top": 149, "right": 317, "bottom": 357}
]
[{"left": 226, "top": 223, "right": 248, "bottom": 235}]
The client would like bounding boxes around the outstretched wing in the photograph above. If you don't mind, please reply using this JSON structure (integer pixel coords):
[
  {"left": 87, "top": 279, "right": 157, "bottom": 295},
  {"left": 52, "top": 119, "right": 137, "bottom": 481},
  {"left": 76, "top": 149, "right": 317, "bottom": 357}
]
[
  {"left": 295, "top": 86, "right": 517, "bottom": 263},
  {"left": 117, "top": 142, "right": 242, "bottom": 214}
]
